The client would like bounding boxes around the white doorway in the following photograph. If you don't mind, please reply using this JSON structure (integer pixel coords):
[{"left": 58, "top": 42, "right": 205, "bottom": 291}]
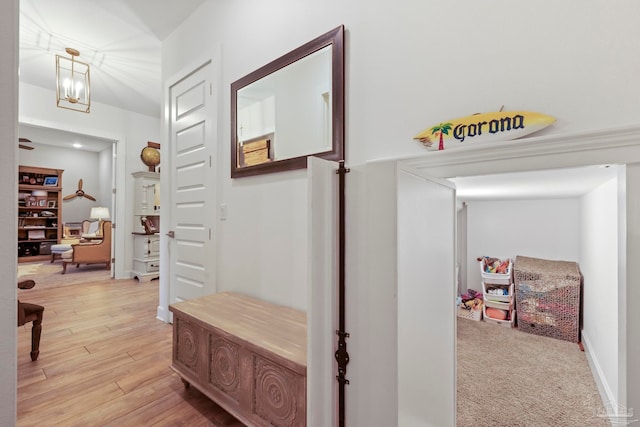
[
  {"left": 451, "top": 164, "right": 622, "bottom": 421},
  {"left": 17, "top": 123, "right": 124, "bottom": 278},
  {"left": 394, "top": 125, "right": 640, "bottom": 424},
  {"left": 158, "top": 54, "right": 219, "bottom": 323}
]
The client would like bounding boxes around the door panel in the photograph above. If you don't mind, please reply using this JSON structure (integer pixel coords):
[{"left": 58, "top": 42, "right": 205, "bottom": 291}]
[
  {"left": 169, "top": 62, "right": 216, "bottom": 304},
  {"left": 397, "top": 166, "right": 456, "bottom": 426},
  {"left": 307, "top": 156, "right": 338, "bottom": 426}
]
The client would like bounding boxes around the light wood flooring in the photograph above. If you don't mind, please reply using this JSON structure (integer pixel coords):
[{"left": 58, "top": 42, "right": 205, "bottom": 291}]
[{"left": 17, "top": 269, "right": 244, "bottom": 426}]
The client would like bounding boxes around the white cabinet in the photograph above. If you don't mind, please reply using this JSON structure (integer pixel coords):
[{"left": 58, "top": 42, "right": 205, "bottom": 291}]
[
  {"left": 132, "top": 171, "right": 160, "bottom": 233},
  {"left": 132, "top": 233, "right": 160, "bottom": 282},
  {"left": 132, "top": 171, "right": 160, "bottom": 282}
]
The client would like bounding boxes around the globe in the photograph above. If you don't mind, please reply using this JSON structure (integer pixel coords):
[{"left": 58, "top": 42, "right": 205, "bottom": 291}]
[{"left": 140, "top": 146, "right": 160, "bottom": 171}]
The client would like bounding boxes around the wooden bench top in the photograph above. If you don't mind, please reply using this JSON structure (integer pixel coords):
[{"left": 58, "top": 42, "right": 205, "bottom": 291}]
[{"left": 169, "top": 291, "right": 307, "bottom": 368}]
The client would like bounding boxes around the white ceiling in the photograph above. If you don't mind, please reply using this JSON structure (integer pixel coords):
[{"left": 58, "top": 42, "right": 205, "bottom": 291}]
[
  {"left": 19, "top": 123, "right": 113, "bottom": 152},
  {"left": 450, "top": 164, "right": 618, "bottom": 202},
  {"left": 19, "top": 0, "right": 207, "bottom": 118}
]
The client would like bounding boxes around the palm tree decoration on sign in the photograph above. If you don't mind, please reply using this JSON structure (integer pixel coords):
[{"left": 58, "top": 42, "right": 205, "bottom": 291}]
[{"left": 431, "top": 122, "right": 453, "bottom": 151}]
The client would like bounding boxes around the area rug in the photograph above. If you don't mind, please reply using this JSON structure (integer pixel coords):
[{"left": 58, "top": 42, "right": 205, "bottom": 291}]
[
  {"left": 17, "top": 263, "right": 42, "bottom": 277},
  {"left": 17, "top": 261, "right": 111, "bottom": 289},
  {"left": 457, "top": 317, "right": 610, "bottom": 426}
]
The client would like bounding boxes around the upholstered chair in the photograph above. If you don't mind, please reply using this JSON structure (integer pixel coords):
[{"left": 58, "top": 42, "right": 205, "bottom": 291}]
[{"left": 61, "top": 220, "right": 112, "bottom": 274}]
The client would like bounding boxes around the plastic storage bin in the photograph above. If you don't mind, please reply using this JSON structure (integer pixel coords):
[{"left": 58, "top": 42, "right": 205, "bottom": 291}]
[
  {"left": 457, "top": 306, "right": 483, "bottom": 321},
  {"left": 483, "top": 306, "right": 516, "bottom": 328},
  {"left": 482, "top": 282, "right": 514, "bottom": 303},
  {"left": 479, "top": 257, "right": 513, "bottom": 285}
]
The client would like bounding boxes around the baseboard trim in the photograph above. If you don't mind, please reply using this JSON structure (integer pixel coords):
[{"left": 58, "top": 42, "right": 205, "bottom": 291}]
[
  {"left": 156, "top": 305, "right": 169, "bottom": 323},
  {"left": 582, "top": 330, "right": 616, "bottom": 409}
]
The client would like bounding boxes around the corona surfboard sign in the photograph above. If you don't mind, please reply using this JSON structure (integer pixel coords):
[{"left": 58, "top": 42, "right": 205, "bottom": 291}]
[{"left": 414, "top": 111, "right": 555, "bottom": 151}]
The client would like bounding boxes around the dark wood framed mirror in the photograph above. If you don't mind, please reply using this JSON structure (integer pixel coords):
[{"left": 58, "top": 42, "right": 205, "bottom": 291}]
[{"left": 231, "top": 25, "right": 344, "bottom": 178}]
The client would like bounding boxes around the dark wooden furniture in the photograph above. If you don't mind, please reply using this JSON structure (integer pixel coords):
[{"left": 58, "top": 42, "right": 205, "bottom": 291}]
[
  {"left": 17, "top": 279, "right": 44, "bottom": 361},
  {"left": 169, "top": 292, "right": 307, "bottom": 426},
  {"left": 18, "top": 165, "right": 64, "bottom": 263}
]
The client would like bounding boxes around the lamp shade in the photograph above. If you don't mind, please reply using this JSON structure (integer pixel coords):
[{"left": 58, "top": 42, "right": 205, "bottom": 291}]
[{"left": 90, "top": 207, "right": 110, "bottom": 220}]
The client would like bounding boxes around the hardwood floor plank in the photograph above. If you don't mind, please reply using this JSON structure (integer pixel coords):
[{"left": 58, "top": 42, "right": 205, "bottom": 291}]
[
  {"left": 114, "top": 353, "right": 173, "bottom": 394},
  {"left": 19, "top": 380, "right": 124, "bottom": 426},
  {"left": 54, "top": 371, "right": 179, "bottom": 427},
  {"left": 126, "top": 331, "right": 174, "bottom": 361},
  {"left": 15, "top": 367, "right": 46, "bottom": 389},
  {"left": 17, "top": 270, "right": 243, "bottom": 426},
  {"left": 18, "top": 351, "right": 133, "bottom": 405}
]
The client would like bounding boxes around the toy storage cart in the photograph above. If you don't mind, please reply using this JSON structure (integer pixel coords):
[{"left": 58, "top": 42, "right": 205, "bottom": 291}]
[
  {"left": 514, "top": 255, "right": 582, "bottom": 343},
  {"left": 479, "top": 257, "right": 516, "bottom": 327}
]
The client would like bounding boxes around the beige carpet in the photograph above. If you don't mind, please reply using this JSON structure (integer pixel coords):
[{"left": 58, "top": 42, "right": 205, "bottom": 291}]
[
  {"left": 17, "top": 261, "right": 111, "bottom": 289},
  {"left": 457, "top": 317, "right": 611, "bottom": 426}
]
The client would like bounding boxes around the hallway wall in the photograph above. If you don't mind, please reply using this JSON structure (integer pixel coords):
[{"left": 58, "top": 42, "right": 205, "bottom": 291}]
[
  {"left": 161, "top": 0, "right": 640, "bottom": 424},
  {"left": 580, "top": 174, "right": 620, "bottom": 406},
  {"left": 0, "top": 0, "right": 18, "bottom": 424}
]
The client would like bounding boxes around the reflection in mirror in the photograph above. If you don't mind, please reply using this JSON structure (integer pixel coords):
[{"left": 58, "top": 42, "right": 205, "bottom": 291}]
[
  {"left": 231, "top": 25, "right": 344, "bottom": 178},
  {"left": 237, "top": 46, "right": 332, "bottom": 164}
]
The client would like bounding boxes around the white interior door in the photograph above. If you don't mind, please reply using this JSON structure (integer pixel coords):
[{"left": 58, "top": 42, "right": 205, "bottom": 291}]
[
  {"left": 168, "top": 61, "right": 216, "bottom": 304},
  {"left": 397, "top": 166, "right": 457, "bottom": 426},
  {"left": 307, "top": 156, "right": 338, "bottom": 427}
]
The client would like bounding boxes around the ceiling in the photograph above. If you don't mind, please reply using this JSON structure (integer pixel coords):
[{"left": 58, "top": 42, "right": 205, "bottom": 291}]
[
  {"left": 19, "top": 0, "right": 207, "bottom": 118},
  {"left": 450, "top": 164, "right": 618, "bottom": 202},
  {"left": 19, "top": 123, "right": 113, "bottom": 152}
]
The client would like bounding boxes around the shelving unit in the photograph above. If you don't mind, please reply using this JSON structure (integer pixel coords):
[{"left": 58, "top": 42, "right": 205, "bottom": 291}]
[
  {"left": 480, "top": 257, "right": 516, "bottom": 327},
  {"left": 131, "top": 171, "right": 160, "bottom": 282},
  {"left": 18, "top": 166, "right": 64, "bottom": 263}
]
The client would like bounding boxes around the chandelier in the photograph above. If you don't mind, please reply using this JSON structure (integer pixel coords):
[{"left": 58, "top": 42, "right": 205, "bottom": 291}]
[{"left": 55, "top": 48, "right": 91, "bottom": 113}]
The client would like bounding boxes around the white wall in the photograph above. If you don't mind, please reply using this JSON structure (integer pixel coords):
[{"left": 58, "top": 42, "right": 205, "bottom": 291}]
[
  {"left": 163, "top": 0, "right": 640, "bottom": 302},
  {"left": 0, "top": 0, "right": 17, "bottom": 424},
  {"left": 624, "top": 163, "right": 640, "bottom": 416},
  {"left": 465, "top": 198, "right": 581, "bottom": 293},
  {"left": 18, "top": 143, "right": 110, "bottom": 223},
  {"left": 162, "top": 0, "right": 640, "bottom": 424},
  {"left": 99, "top": 148, "right": 113, "bottom": 212},
  {"left": 580, "top": 174, "right": 620, "bottom": 407}
]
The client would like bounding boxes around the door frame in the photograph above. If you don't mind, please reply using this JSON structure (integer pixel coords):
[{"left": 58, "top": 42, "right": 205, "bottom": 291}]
[
  {"left": 17, "top": 120, "right": 125, "bottom": 279},
  {"left": 307, "top": 157, "right": 339, "bottom": 426},
  {"left": 397, "top": 123, "right": 640, "bottom": 419},
  {"left": 396, "top": 164, "right": 457, "bottom": 426},
  {"left": 158, "top": 46, "right": 221, "bottom": 322}
]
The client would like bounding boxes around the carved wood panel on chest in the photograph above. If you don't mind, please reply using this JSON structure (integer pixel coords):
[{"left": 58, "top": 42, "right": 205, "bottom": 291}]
[{"left": 170, "top": 292, "right": 307, "bottom": 426}]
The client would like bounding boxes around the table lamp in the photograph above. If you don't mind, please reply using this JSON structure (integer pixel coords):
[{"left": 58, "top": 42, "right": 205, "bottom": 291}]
[{"left": 90, "top": 207, "right": 110, "bottom": 236}]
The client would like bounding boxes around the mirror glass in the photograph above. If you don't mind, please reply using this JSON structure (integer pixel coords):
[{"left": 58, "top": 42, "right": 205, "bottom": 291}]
[{"left": 231, "top": 25, "right": 344, "bottom": 178}]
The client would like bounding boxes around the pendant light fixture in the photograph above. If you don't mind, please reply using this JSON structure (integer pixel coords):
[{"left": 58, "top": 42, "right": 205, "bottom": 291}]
[{"left": 55, "top": 47, "right": 91, "bottom": 113}]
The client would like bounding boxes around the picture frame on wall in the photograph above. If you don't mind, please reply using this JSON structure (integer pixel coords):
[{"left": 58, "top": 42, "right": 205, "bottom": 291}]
[{"left": 43, "top": 176, "right": 58, "bottom": 186}]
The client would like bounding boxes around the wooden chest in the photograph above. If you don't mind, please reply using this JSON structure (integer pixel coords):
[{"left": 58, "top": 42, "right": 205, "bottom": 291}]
[{"left": 169, "top": 292, "right": 307, "bottom": 426}]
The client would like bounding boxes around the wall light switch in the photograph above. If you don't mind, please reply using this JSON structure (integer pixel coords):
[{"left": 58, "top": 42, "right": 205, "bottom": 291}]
[{"left": 219, "top": 203, "right": 227, "bottom": 220}]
